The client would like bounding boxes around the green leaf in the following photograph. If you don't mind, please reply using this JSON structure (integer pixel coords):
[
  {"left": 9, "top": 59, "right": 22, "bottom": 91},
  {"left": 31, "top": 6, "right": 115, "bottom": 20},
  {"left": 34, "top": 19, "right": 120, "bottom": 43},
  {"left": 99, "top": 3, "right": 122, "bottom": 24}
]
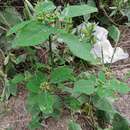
[
  {"left": 109, "top": 79, "right": 130, "bottom": 94},
  {"left": 26, "top": 72, "right": 46, "bottom": 93},
  {"left": 26, "top": 93, "right": 41, "bottom": 115},
  {"left": 92, "top": 95, "right": 116, "bottom": 113},
  {"left": 68, "top": 120, "right": 82, "bottom": 130},
  {"left": 7, "top": 20, "right": 31, "bottom": 36},
  {"left": 15, "top": 54, "right": 27, "bottom": 64},
  {"left": 73, "top": 79, "right": 95, "bottom": 95},
  {"left": 116, "top": 82, "right": 130, "bottom": 94},
  {"left": 28, "top": 115, "right": 41, "bottom": 130},
  {"left": 98, "top": 71, "right": 106, "bottom": 82},
  {"left": 8, "top": 83, "right": 17, "bottom": 96},
  {"left": 60, "top": 4, "right": 97, "bottom": 18},
  {"left": 64, "top": 96, "right": 81, "bottom": 111},
  {"left": 50, "top": 66, "right": 74, "bottom": 83},
  {"left": 35, "top": 1, "right": 56, "bottom": 15},
  {"left": 59, "top": 33, "right": 96, "bottom": 64},
  {"left": 112, "top": 113, "right": 129, "bottom": 130},
  {"left": 53, "top": 95, "right": 62, "bottom": 111},
  {"left": 96, "top": 87, "right": 114, "bottom": 98},
  {"left": 3, "top": 79, "right": 17, "bottom": 100},
  {"left": 12, "top": 21, "right": 56, "bottom": 47},
  {"left": 96, "top": 110, "right": 111, "bottom": 125},
  {"left": 38, "top": 92, "right": 54, "bottom": 114},
  {"left": 11, "top": 73, "right": 24, "bottom": 84},
  {"left": 108, "top": 25, "right": 120, "bottom": 43},
  {"left": 0, "top": 7, "right": 22, "bottom": 27}
]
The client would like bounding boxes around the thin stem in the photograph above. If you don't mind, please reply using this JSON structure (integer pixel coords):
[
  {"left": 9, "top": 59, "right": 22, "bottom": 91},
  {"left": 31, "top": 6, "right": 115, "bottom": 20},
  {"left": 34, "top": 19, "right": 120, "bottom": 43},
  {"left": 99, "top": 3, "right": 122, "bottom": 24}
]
[
  {"left": 101, "top": 45, "right": 104, "bottom": 64},
  {"left": 49, "top": 35, "right": 54, "bottom": 67},
  {"left": 109, "top": 41, "right": 119, "bottom": 69},
  {"left": 0, "top": 26, "right": 8, "bottom": 31},
  {"left": 0, "top": 75, "right": 7, "bottom": 101}
]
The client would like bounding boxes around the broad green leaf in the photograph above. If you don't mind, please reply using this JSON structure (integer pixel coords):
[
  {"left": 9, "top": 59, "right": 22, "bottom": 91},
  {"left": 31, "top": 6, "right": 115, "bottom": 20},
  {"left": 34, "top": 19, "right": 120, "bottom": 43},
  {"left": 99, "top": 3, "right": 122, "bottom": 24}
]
[
  {"left": 2, "top": 79, "right": 17, "bottom": 100},
  {"left": 35, "top": 1, "right": 56, "bottom": 15},
  {"left": 7, "top": 20, "right": 31, "bottom": 36},
  {"left": 109, "top": 79, "right": 130, "bottom": 94},
  {"left": 60, "top": 4, "right": 97, "bottom": 18},
  {"left": 0, "top": 7, "right": 22, "bottom": 27},
  {"left": 98, "top": 71, "right": 106, "bottom": 82},
  {"left": 0, "top": 33, "right": 13, "bottom": 51},
  {"left": 26, "top": 72, "right": 47, "bottom": 93},
  {"left": 11, "top": 73, "right": 24, "bottom": 84},
  {"left": 92, "top": 95, "right": 115, "bottom": 113},
  {"left": 116, "top": 82, "right": 130, "bottom": 94},
  {"left": 38, "top": 92, "right": 54, "bottom": 114},
  {"left": 27, "top": 93, "right": 39, "bottom": 106},
  {"left": 50, "top": 66, "right": 74, "bottom": 83},
  {"left": 96, "top": 110, "right": 111, "bottom": 125},
  {"left": 96, "top": 87, "right": 114, "bottom": 98},
  {"left": 73, "top": 79, "right": 95, "bottom": 95},
  {"left": 16, "top": 54, "right": 27, "bottom": 64},
  {"left": 77, "top": 95, "right": 89, "bottom": 104},
  {"left": 108, "top": 25, "right": 120, "bottom": 43},
  {"left": 47, "top": 95, "right": 62, "bottom": 118},
  {"left": 12, "top": 21, "right": 56, "bottom": 47},
  {"left": 64, "top": 96, "right": 81, "bottom": 111},
  {"left": 8, "top": 82, "right": 17, "bottom": 96},
  {"left": 26, "top": 93, "right": 41, "bottom": 115},
  {"left": 59, "top": 33, "right": 96, "bottom": 64},
  {"left": 53, "top": 95, "right": 62, "bottom": 110},
  {"left": 112, "top": 113, "right": 129, "bottom": 130},
  {"left": 68, "top": 120, "right": 82, "bottom": 130},
  {"left": 28, "top": 115, "right": 41, "bottom": 130}
]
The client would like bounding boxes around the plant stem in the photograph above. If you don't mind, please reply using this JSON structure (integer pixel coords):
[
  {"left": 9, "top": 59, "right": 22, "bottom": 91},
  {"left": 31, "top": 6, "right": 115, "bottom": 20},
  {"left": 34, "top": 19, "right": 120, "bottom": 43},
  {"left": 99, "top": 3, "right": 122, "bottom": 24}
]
[
  {"left": 109, "top": 41, "right": 118, "bottom": 69},
  {"left": 49, "top": 35, "right": 54, "bottom": 67}
]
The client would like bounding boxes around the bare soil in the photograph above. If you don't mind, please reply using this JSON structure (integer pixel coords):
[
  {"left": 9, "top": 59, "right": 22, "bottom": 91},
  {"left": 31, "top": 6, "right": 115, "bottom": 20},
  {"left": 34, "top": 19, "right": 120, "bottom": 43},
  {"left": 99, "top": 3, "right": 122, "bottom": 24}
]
[{"left": 112, "top": 26, "right": 130, "bottom": 120}]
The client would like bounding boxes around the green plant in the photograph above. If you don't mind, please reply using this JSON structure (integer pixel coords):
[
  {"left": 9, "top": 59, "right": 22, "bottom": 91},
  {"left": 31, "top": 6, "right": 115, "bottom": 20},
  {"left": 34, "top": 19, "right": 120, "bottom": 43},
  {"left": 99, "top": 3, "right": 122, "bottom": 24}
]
[
  {"left": 0, "top": 6, "right": 25, "bottom": 100},
  {"left": 4, "top": 0, "right": 130, "bottom": 130}
]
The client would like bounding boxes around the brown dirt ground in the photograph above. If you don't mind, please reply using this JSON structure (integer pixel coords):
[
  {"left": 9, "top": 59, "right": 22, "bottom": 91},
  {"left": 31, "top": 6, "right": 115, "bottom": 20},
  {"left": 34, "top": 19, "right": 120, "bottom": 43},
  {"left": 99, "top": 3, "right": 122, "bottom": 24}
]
[
  {"left": 0, "top": 26, "right": 130, "bottom": 130},
  {"left": 112, "top": 26, "right": 130, "bottom": 120}
]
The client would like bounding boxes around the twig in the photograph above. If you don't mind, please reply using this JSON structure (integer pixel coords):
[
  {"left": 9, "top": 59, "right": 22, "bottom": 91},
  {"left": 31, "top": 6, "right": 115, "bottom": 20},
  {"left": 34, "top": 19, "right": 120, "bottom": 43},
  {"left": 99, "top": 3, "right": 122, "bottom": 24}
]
[
  {"left": 49, "top": 35, "right": 54, "bottom": 67},
  {"left": 101, "top": 7, "right": 119, "bottom": 27},
  {"left": 111, "top": 63, "right": 130, "bottom": 69},
  {"left": 0, "top": 26, "right": 8, "bottom": 31}
]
